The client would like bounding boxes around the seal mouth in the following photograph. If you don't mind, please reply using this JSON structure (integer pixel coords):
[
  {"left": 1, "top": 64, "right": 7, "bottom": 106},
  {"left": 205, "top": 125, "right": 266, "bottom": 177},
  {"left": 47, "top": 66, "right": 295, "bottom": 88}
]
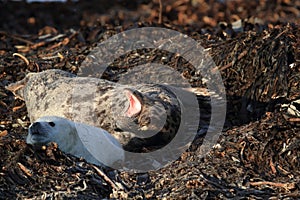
[{"left": 26, "top": 133, "right": 49, "bottom": 145}]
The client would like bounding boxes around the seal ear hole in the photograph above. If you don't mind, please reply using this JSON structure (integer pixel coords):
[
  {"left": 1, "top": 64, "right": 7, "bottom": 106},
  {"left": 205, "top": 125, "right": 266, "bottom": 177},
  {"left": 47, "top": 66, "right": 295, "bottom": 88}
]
[{"left": 48, "top": 122, "right": 55, "bottom": 127}]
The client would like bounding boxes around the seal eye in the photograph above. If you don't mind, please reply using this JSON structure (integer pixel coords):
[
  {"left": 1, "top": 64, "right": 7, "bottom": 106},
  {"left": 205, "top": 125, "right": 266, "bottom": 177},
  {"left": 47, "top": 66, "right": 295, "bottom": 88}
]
[{"left": 48, "top": 122, "right": 55, "bottom": 127}]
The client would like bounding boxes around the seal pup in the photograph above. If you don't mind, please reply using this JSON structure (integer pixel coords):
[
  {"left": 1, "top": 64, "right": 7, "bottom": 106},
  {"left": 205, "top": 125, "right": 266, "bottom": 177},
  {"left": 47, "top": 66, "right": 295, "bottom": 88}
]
[{"left": 26, "top": 116, "right": 124, "bottom": 168}]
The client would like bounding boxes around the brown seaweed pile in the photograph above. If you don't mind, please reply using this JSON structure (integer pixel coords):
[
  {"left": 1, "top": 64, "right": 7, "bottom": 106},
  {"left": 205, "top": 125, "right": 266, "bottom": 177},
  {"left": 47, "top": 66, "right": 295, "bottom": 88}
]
[{"left": 0, "top": 0, "right": 299, "bottom": 199}]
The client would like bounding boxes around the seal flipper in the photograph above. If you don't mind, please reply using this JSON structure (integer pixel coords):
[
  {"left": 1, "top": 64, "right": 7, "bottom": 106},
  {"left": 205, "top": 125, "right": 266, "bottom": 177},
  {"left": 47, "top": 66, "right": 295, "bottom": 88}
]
[{"left": 5, "top": 73, "right": 35, "bottom": 100}]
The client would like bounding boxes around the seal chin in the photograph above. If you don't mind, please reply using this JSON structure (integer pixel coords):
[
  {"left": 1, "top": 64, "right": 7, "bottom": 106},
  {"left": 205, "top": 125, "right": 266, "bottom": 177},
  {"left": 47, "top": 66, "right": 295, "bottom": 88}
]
[{"left": 26, "top": 133, "right": 50, "bottom": 145}]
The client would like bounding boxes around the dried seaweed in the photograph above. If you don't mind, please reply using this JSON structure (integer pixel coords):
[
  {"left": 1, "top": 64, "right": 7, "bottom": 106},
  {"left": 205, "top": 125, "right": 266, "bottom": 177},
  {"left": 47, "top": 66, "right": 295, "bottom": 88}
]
[{"left": 0, "top": 0, "right": 299, "bottom": 199}]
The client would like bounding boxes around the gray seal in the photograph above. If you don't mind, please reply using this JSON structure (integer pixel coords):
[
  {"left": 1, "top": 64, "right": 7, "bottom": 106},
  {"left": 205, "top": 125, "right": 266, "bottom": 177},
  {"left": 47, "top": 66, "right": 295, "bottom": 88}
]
[
  {"left": 7, "top": 69, "right": 185, "bottom": 152},
  {"left": 27, "top": 116, "right": 124, "bottom": 168}
]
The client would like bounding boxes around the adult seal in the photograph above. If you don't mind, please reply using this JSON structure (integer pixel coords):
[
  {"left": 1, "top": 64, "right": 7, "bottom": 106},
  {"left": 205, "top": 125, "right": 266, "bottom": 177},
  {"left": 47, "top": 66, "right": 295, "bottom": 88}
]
[{"left": 7, "top": 69, "right": 197, "bottom": 152}]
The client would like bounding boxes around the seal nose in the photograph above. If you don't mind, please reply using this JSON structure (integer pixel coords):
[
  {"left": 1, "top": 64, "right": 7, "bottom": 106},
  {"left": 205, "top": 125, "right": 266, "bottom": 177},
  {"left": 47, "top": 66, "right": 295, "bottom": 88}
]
[{"left": 30, "top": 122, "right": 41, "bottom": 135}]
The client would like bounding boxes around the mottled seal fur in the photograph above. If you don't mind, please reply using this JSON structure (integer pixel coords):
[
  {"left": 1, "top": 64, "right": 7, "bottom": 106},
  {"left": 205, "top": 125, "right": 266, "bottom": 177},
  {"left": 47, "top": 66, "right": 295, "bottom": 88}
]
[{"left": 7, "top": 69, "right": 185, "bottom": 152}]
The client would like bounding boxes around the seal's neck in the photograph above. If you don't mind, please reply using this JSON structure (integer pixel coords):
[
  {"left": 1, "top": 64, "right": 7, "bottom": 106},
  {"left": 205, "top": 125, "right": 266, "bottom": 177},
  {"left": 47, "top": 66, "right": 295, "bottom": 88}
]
[
  {"left": 57, "top": 126, "right": 81, "bottom": 154},
  {"left": 58, "top": 124, "right": 103, "bottom": 167}
]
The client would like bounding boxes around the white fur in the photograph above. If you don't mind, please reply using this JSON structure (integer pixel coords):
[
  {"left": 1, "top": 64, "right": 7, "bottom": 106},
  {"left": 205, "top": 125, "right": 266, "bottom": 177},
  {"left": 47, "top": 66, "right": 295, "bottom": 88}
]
[{"left": 27, "top": 116, "right": 124, "bottom": 168}]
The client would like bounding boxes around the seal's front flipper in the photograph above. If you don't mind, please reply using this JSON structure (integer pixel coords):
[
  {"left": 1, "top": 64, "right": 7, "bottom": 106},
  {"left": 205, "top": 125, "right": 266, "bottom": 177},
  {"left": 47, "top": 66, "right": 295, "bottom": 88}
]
[{"left": 5, "top": 73, "right": 36, "bottom": 100}]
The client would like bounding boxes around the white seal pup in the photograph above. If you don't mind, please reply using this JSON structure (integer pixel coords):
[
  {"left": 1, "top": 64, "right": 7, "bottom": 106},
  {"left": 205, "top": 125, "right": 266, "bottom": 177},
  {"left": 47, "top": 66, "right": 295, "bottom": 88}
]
[{"left": 26, "top": 116, "right": 124, "bottom": 168}]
